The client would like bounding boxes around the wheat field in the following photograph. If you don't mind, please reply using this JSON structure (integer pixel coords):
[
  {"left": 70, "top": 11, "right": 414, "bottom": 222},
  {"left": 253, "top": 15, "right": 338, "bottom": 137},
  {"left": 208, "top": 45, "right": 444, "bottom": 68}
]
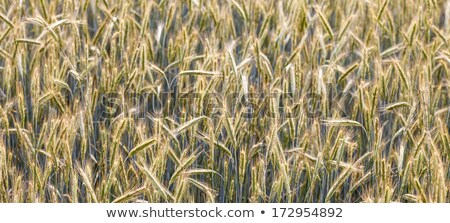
[{"left": 0, "top": 0, "right": 449, "bottom": 203}]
